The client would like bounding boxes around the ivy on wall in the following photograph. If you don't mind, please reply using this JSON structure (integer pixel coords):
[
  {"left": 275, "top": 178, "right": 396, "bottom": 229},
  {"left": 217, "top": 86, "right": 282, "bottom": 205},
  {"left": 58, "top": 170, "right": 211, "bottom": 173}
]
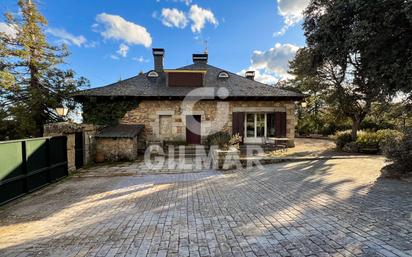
[{"left": 82, "top": 97, "right": 139, "bottom": 126}]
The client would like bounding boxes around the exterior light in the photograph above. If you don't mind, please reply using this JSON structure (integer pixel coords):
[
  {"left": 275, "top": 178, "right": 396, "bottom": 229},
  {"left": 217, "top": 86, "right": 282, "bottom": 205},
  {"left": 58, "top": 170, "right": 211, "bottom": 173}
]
[
  {"left": 301, "top": 102, "right": 307, "bottom": 108},
  {"left": 55, "top": 106, "right": 69, "bottom": 117}
]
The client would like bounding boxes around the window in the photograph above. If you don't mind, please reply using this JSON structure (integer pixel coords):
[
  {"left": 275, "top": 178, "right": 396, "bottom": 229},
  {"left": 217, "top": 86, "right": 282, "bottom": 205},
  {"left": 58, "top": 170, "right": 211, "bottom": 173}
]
[
  {"left": 159, "top": 115, "right": 172, "bottom": 137},
  {"left": 256, "top": 114, "right": 265, "bottom": 137},
  {"left": 147, "top": 71, "right": 159, "bottom": 78},
  {"left": 218, "top": 71, "right": 229, "bottom": 79},
  {"left": 245, "top": 113, "right": 276, "bottom": 138},
  {"left": 167, "top": 71, "right": 204, "bottom": 87},
  {"left": 246, "top": 114, "right": 255, "bottom": 137}
]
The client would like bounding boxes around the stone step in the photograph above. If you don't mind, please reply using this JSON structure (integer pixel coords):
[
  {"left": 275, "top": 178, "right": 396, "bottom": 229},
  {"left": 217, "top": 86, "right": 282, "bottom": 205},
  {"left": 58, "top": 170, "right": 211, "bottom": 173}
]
[{"left": 158, "top": 152, "right": 209, "bottom": 158}]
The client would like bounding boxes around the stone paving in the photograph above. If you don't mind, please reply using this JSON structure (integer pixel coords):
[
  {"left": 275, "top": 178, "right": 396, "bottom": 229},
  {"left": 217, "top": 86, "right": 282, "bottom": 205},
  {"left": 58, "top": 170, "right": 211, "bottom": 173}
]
[{"left": 0, "top": 157, "right": 411, "bottom": 257}]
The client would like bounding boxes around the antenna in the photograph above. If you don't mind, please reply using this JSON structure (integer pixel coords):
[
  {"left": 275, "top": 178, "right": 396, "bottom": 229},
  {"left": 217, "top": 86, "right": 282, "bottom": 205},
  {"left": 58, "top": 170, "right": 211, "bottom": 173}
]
[{"left": 204, "top": 40, "right": 208, "bottom": 54}]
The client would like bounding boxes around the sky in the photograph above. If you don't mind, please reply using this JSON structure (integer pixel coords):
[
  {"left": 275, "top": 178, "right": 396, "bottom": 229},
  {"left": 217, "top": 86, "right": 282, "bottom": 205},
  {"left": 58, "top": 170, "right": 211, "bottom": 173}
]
[{"left": 0, "top": 0, "right": 310, "bottom": 88}]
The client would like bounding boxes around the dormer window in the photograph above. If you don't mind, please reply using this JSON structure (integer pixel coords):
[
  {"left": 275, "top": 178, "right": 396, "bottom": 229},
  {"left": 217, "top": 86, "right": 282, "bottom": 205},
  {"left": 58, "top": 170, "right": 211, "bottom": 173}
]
[
  {"left": 218, "top": 71, "right": 229, "bottom": 79},
  {"left": 147, "top": 71, "right": 159, "bottom": 78}
]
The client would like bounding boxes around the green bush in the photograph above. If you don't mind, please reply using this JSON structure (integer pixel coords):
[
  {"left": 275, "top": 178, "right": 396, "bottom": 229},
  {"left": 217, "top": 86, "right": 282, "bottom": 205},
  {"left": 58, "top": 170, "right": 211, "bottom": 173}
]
[
  {"left": 355, "top": 131, "right": 381, "bottom": 153},
  {"left": 333, "top": 129, "right": 402, "bottom": 153},
  {"left": 333, "top": 130, "right": 353, "bottom": 150},
  {"left": 375, "top": 129, "right": 403, "bottom": 147},
  {"left": 381, "top": 128, "right": 412, "bottom": 178},
  {"left": 205, "top": 132, "right": 241, "bottom": 150},
  {"left": 356, "top": 129, "right": 402, "bottom": 153}
]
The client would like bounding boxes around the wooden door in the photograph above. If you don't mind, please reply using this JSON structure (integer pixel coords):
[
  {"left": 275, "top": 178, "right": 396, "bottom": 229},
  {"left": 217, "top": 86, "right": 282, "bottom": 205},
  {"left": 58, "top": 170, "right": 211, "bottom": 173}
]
[{"left": 186, "top": 115, "right": 201, "bottom": 144}]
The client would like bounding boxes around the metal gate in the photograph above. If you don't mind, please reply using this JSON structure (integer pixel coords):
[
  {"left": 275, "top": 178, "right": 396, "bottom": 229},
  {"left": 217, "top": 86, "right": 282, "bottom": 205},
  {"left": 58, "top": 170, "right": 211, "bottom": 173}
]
[{"left": 0, "top": 136, "right": 68, "bottom": 205}]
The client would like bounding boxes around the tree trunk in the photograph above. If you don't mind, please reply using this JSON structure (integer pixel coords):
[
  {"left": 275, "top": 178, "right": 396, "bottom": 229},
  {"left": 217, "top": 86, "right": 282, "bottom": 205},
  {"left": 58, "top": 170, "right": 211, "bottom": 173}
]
[{"left": 351, "top": 118, "right": 360, "bottom": 140}]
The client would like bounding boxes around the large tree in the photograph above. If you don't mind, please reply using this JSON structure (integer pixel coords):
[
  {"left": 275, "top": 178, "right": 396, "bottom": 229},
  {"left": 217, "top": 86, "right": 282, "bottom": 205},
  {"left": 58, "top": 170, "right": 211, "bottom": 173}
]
[
  {"left": 0, "top": 0, "right": 88, "bottom": 139},
  {"left": 291, "top": 0, "right": 411, "bottom": 139}
]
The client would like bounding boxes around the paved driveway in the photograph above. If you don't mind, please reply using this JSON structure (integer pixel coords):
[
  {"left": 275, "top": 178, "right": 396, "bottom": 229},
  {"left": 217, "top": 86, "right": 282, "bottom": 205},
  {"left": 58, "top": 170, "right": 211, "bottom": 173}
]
[{"left": 0, "top": 157, "right": 411, "bottom": 257}]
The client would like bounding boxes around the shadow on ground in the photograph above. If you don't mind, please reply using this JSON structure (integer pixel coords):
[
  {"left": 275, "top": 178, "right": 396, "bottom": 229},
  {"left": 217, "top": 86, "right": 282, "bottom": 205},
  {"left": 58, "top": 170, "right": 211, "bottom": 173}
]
[{"left": 0, "top": 155, "right": 411, "bottom": 257}]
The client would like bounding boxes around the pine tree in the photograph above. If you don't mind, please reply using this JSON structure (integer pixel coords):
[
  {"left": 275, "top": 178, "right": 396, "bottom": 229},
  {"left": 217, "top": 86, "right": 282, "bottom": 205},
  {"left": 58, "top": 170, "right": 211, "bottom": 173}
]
[{"left": 0, "top": 0, "right": 88, "bottom": 138}]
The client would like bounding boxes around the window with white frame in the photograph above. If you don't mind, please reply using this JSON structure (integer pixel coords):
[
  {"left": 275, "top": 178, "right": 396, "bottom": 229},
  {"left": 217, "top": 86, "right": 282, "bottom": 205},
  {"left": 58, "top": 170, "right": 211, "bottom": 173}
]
[{"left": 245, "top": 113, "right": 276, "bottom": 138}]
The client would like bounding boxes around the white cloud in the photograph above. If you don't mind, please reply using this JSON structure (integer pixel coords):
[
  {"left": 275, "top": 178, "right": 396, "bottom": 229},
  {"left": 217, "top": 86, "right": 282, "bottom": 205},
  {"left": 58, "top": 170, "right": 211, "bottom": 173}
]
[
  {"left": 161, "top": 8, "right": 188, "bottom": 28},
  {"left": 0, "top": 22, "right": 17, "bottom": 38},
  {"left": 157, "top": 0, "right": 192, "bottom": 5},
  {"left": 133, "top": 56, "right": 149, "bottom": 63},
  {"left": 84, "top": 41, "right": 98, "bottom": 48},
  {"left": 237, "top": 69, "right": 279, "bottom": 85},
  {"left": 251, "top": 43, "right": 299, "bottom": 79},
  {"left": 110, "top": 54, "right": 119, "bottom": 60},
  {"left": 95, "top": 13, "right": 152, "bottom": 48},
  {"left": 275, "top": 0, "right": 310, "bottom": 36},
  {"left": 189, "top": 5, "right": 218, "bottom": 33},
  {"left": 116, "top": 43, "right": 129, "bottom": 57},
  {"left": 46, "top": 28, "right": 87, "bottom": 47},
  {"left": 239, "top": 43, "right": 300, "bottom": 84}
]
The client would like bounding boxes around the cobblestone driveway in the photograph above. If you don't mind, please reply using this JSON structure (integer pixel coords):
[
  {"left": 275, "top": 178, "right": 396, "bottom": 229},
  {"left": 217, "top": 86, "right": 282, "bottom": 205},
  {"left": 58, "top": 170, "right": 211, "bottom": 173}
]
[{"left": 0, "top": 157, "right": 411, "bottom": 257}]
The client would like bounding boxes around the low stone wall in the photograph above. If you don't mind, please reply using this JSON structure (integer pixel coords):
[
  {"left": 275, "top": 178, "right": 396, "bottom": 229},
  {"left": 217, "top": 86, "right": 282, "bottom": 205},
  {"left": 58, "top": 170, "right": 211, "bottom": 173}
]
[{"left": 95, "top": 137, "right": 137, "bottom": 162}]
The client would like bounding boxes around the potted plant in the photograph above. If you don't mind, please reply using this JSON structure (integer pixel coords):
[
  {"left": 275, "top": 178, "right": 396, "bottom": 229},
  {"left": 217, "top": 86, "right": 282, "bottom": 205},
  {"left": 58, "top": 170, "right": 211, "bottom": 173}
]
[{"left": 205, "top": 132, "right": 242, "bottom": 169}]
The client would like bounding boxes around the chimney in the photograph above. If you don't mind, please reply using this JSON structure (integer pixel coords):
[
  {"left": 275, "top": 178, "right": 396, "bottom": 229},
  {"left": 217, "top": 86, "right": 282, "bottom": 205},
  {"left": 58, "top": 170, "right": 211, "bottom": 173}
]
[
  {"left": 193, "top": 53, "right": 208, "bottom": 64},
  {"left": 245, "top": 71, "right": 255, "bottom": 80},
  {"left": 152, "top": 48, "right": 164, "bottom": 72}
]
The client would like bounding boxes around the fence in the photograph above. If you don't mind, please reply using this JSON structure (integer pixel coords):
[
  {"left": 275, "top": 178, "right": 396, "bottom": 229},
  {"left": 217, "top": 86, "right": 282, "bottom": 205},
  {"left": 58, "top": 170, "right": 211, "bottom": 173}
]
[{"left": 0, "top": 136, "right": 68, "bottom": 205}]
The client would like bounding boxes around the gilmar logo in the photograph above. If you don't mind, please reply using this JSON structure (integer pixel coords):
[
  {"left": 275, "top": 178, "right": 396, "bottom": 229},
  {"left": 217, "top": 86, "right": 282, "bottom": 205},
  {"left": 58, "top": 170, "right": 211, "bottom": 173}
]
[{"left": 144, "top": 144, "right": 265, "bottom": 171}]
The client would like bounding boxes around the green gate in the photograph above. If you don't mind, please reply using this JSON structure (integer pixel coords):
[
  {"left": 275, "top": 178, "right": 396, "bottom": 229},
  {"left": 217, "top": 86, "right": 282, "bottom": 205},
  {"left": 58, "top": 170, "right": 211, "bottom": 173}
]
[{"left": 0, "top": 136, "right": 68, "bottom": 205}]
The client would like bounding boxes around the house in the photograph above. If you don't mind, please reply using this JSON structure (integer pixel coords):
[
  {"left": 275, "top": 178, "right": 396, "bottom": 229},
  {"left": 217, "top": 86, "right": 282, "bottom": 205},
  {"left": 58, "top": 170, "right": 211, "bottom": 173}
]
[{"left": 74, "top": 48, "right": 305, "bottom": 147}]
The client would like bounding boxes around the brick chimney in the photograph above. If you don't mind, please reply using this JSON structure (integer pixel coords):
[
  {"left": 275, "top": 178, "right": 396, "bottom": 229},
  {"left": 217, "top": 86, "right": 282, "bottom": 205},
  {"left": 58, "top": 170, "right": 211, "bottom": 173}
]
[
  {"left": 193, "top": 54, "right": 208, "bottom": 64},
  {"left": 152, "top": 48, "right": 164, "bottom": 72},
  {"left": 245, "top": 71, "right": 255, "bottom": 80}
]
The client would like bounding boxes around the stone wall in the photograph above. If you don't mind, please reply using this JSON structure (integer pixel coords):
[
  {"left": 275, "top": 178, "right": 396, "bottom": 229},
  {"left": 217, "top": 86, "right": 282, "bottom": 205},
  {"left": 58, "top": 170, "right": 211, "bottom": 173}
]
[
  {"left": 43, "top": 122, "right": 100, "bottom": 172},
  {"left": 95, "top": 137, "right": 137, "bottom": 162},
  {"left": 121, "top": 100, "right": 296, "bottom": 145}
]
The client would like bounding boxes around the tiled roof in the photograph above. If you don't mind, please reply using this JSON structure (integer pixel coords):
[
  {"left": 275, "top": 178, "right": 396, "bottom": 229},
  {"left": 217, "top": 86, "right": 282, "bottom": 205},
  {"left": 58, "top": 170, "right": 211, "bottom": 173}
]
[
  {"left": 96, "top": 124, "right": 144, "bottom": 138},
  {"left": 74, "top": 63, "right": 305, "bottom": 100}
]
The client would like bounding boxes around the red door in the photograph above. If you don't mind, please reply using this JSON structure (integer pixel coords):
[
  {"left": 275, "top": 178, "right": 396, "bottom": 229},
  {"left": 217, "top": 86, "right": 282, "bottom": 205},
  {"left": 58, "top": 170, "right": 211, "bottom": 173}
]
[{"left": 186, "top": 115, "right": 201, "bottom": 144}]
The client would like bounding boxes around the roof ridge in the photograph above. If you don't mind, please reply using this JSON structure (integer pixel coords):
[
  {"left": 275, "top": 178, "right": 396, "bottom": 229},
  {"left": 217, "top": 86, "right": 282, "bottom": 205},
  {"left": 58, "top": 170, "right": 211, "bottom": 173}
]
[
  {"left": 179, "top": 63, "right": 297, "bottom": 93},
  {"left": 74, "top": 63, "right": 305, "bottom": 99}
]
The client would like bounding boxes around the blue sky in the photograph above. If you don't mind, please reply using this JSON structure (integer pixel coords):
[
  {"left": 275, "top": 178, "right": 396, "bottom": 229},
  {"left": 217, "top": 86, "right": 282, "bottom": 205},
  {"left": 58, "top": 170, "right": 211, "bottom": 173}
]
[{"left": 0, "top": 0, "right": 309, "bottom": 87}]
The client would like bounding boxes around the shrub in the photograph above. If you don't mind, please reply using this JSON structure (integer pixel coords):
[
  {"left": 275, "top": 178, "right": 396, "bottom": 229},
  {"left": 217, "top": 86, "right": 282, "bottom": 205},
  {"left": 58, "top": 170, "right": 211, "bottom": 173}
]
[
  {"left": 355, "top": 131, "right": 381, "bottom": 153},
  {"left": 381, "top": 128, "right": 412, "bottom": 178},
  {"left": 375, "top": 129, "right": 403, "bottom": 148},
  {"left": 356, "top": 129, "right": 402, "bottom": 153},
  {"left": 333, "top": 129, "right": 402, "bottom": 153},
  {"left": 333, "top": 130, "right": 353, "bottom": 150},
  {"left": 205, "top": 132, "right": 241, "bottom": 150}
]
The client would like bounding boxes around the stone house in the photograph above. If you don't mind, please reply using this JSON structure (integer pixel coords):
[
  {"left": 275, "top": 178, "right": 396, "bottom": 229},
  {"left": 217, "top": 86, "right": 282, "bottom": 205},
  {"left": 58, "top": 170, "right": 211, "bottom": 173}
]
[{"left": 75, "top": 48, "right": 305, "bottom": 148}]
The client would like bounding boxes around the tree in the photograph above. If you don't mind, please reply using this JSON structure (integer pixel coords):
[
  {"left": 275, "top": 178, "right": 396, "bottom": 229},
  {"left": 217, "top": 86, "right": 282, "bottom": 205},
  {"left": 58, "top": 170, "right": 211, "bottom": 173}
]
[
  {"left": 292, "top": 0, "right": 411, "bottom": 139},
  {"left": 0, "top": 0, "right": 88, "bottom": 139}
]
